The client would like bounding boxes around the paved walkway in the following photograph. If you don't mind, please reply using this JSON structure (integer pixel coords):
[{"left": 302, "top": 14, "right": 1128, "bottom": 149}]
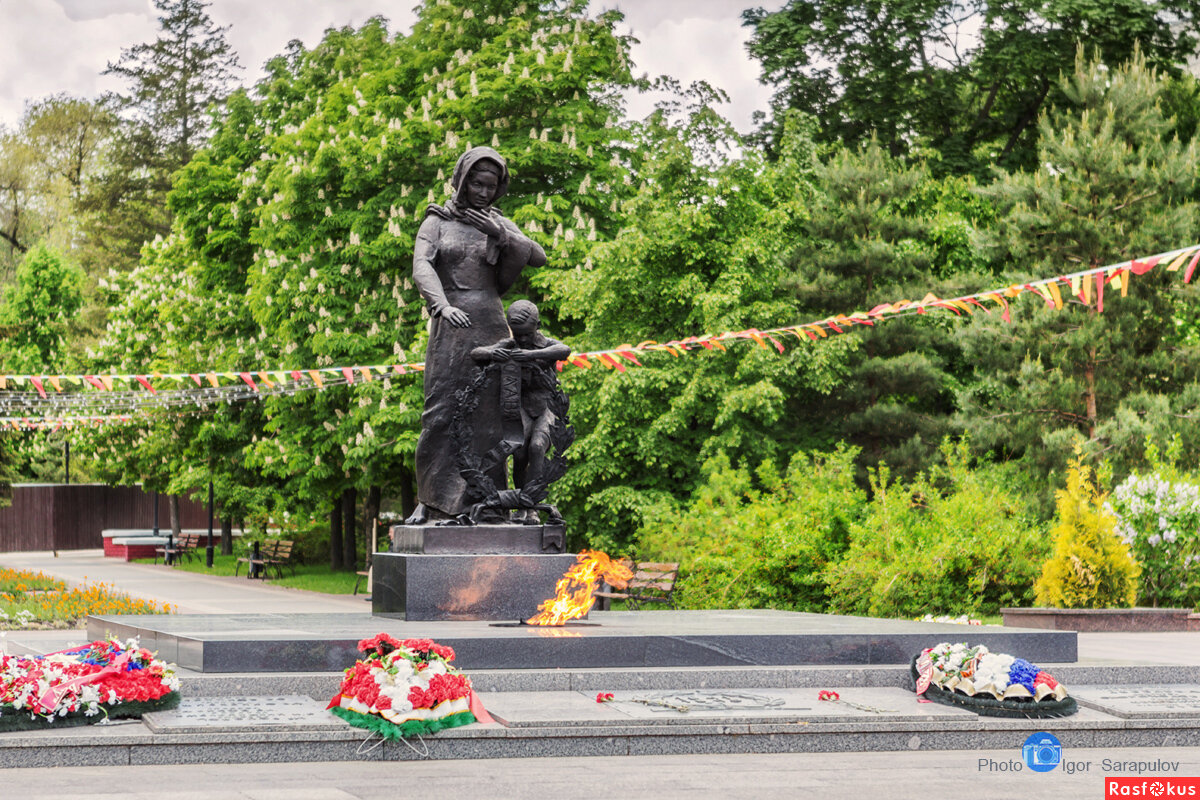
[
  {"left": 0, "top": 549, "right": 370, "bottom": 615},
  {"left": 5, "top": 748, "right": 1200, "bottom": 799}
]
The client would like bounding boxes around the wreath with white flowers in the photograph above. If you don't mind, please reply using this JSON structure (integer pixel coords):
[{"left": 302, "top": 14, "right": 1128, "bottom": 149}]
[{"left": 912, "top": 642, "right": 1077, "bottom": 718}]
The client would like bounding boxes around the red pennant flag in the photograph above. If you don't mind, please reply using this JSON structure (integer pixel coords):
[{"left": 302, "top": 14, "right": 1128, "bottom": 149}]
[
  {"left": 1095, "top": 273, "right": 1104, "bottom": 313},
  {"left": 1130, "top": 256, "right": 1161, "bottom": 275},
  {"left": 238, "top": 372, "right": 258, "bottom": 392},
  {"left": 30, "top": 377, "right": 47, "bottom": 399},
  {"left": 342, "top": 367, "right": 355, "bottom": 385},
  {"left": 190, "top": 374, "right": 202, "bottom": 387},
  {"left": 1186, "top": 251, "right": 1200, "bottom": 284},
  {"left": 291, "top": 370, "right": 303, "bottom": 382},
  {"left": 134, "top": 375, "right": 156, "bottom": 394},
  {"left": 84, "top": 375, "right": 106, "bottom": 391}
]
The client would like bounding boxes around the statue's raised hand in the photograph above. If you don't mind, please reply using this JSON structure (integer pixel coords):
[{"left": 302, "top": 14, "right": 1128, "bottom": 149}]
[
  {"left": 441, "top": 306, "right": 471, "bottom": 328},
  {"left": 463, "top": 208, "right": 504, "bottom": 239}
]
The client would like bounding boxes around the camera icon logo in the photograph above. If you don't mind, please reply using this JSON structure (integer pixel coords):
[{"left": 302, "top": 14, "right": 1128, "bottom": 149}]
[{"left": 1022, "top": 732, "right": 1062, "bottom": 772}]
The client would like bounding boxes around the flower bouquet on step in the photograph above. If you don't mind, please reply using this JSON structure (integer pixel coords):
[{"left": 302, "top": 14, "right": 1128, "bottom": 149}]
[
  {"left": 0, "top": 637, "right": 180, "bottom": 732},
  {"left": 912, "top": 642, "right": 1077, "bottom": 718},
  {"left": 328, "top": 634, "right": 491, "bottom": 739}
]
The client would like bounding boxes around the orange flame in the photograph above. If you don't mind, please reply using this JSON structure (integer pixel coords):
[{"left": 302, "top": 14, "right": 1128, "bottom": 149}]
[{"left": 525, "top": 550, "right": 633, "bottom": 626}]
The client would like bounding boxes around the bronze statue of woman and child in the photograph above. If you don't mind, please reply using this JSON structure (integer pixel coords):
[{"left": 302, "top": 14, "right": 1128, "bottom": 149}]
[{"left": 405, "top": 146, "right": 573, "bottom": 527}]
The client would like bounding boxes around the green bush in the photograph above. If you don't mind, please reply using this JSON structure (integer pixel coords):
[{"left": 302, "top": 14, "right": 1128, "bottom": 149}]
[
  {"left": 636, "top": 446, "right": 866, "bottom": 611},
  {"left": 1034, "top": 459, "right": 1139, "bottom": 609},
  {"left": 825, "top": 441, "right": 1047, "bottom": 618}
]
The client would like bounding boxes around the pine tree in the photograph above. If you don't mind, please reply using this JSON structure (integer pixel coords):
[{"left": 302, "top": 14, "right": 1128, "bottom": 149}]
[
  {"left": 785, "top": 141, "right": 992, "bottom": 479},
  {"left": 82, "top": 0, "right": 241, "bottom": 272},
  {"left": 960, "top": 47, "right": 1200, "bottom": 479}
]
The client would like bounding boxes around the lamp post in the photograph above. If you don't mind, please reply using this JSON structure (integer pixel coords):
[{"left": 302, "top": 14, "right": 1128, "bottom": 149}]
[
  {"left": 206, "top": 480, "right": 215, "bottom": 568},
  {"left": 64, "top": 440, "right": 70, "bottom": 485}
]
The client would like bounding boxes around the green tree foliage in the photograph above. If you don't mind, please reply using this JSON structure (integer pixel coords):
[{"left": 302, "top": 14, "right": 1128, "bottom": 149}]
[
  {"left": 553, "top": 98, "right": 860, "bottom": 550},
  {"left": 0, "top": 245, "right": 84, "bottom": 373},
  {"left": 0, "top": 96, "right": 112, "bottom": 284},
  {"left": 742, "top": 0, "right": 1200, "bottom": 173},
  {"left": 637, "top": 446, "right": 865, "bottom": 611},
  {"left": 785, "top": 141, "right": 995, "bottom": 479},
  {"left": 825, "top": 441, "right": 1048, "bottom": 617},
  {"left": 1034, "top": 458, "right": 1139, "bottom": 608},
  {"left": 959, "top": 48, "right": 1200, "bottom": 480}
]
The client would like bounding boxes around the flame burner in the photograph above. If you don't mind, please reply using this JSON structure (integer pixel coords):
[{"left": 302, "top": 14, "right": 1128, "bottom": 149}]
[
  {"left": 523, "top": 550, "right": 633, "bottom": 626},
  {"left": 489, "top": 620, "right": 600, "bottom": 628}
]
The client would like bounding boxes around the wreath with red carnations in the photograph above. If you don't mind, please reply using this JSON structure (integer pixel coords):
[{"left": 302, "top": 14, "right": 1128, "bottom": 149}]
[
  {"left": 327, "top": 634, "right": 491, "bottom": 740},
  {"left": 0, "top": 638, "right": 180, "bottom": 732}
]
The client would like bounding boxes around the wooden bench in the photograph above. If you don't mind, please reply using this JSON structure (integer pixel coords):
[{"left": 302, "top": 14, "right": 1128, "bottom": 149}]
[
  {"left": 235, "top": 539, "right": 297, "bottom": 580},
  {"left": 155, "top": 533, "right": 201, "bottom": 565},
  {"left": 594, "top": 561, "right": 679, "bottom": 610}
]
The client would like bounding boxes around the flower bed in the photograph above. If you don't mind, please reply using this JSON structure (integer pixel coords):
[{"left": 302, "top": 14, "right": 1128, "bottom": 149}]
[
  {"left": 0, "top": 638, "right": 180, "bottom": 732},
  {"left": 912, "top": 642, "right": 1077, "bottom": 718},
  {"left": 327, "top": 634, "right": 490, "bottom": 739}
]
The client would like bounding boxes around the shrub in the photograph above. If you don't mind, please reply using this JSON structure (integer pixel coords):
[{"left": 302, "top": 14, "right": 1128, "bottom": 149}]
[
  {"left": 1108, "top": 472, "right": 1200, "bottom": 608},
  {"left": 636, "top": 446, "right": 866, "bottom": 611},
  {"left": 1034, "top": 459, "right": 1139, "bottom": 609},
  {"left": 824, "top": 440, "right": 1047, "bottom": 618}
]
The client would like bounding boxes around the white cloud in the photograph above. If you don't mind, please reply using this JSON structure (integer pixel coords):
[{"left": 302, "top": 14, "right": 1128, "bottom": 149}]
[
  {"left": 0, "top": 0, "right": 156, "bottom": 126},
  {"left": 53, "top": 0, "right": 149, "bottom": 23}
]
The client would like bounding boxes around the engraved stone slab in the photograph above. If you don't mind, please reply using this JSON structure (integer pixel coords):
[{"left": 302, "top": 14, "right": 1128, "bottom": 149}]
[
  {"left": 1071, "top": 684, "right": 1200, "bottom": 719},
  {"left": 142, "top": 695, "right": 349, "bottom": 733},
  {"left": 482, "top": 687, "right": 972, "bottom": 728}
]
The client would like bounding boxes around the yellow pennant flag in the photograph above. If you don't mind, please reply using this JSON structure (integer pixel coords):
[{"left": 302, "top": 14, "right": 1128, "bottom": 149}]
[
  {"left": 1083, "top": 275, "right": 1092, "bottom": 304},
  {"left": 1070, "top": 275, "right": 1082, "bottom": 297},
  {"left": 1167, "top": 249, "right": 1194, "bottom": 272},
  {"left": 1047, "top": 281, "right": 1063, "bottom": 310}
]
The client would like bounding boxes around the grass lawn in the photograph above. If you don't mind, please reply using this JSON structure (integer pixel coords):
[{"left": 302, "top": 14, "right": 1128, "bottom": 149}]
[{"left": 135, "top": 553, "right": 360, "bottom": 594}]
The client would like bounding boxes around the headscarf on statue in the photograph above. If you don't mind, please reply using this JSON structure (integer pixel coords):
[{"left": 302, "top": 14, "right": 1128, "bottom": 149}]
[
  {"left": 425, "top": 146, "right": 510, "bottom": 220},
  {"left": 425, "top": 146, "right": 511, "bottom": 266}
]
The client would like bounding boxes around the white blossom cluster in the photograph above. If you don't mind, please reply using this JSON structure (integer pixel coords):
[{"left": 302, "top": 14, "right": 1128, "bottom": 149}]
[{"left": 1108, "top": 473, "right": 1200, "bottom": 548}]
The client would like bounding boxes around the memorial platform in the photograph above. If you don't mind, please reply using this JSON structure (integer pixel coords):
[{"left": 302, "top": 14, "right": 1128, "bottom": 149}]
[{"left": 85, "top": 609, "right": 1076, "bottom": 673}]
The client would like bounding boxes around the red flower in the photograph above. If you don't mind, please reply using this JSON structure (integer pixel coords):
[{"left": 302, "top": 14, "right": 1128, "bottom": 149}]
[
  {"left": 357, "top": 633, "right": 404, "bottom": 656},
  {"left": 817, "top": 690, "right": 840, "bottom": 701},
  {"left": 596, "top": 692, "right": 615, "bottom": 703},
  {"left": 1033, "top": 671, "right": 1059, "bottom": 690}
]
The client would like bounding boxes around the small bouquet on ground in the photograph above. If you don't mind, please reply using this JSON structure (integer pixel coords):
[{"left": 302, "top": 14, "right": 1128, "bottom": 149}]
[
  {"left": 912, "top": 642, "right": 1076, "bottom": 718},
  {"left": 328, "top": 634, "right": 491, "bottom": 740},
  {"left": 0, "top": 637, "right": 180, "bottom": 732}
]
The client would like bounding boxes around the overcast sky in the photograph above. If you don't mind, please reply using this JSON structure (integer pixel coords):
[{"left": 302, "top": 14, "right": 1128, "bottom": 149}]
[{"left": 0, "top": 0, "right": 784, "bottom": 133}]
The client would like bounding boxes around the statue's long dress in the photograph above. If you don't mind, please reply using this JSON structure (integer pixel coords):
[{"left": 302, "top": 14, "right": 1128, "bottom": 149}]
[{"left": 412, "top": 213, "right": 530, "bottom": 517}]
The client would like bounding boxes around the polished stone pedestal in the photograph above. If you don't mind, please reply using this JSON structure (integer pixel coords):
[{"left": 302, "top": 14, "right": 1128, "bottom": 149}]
[
  {"left": 86, "top": 610, "right": 1078, "bottom": 673},
  {"left": 371, "top": 552, "right": 581, "bottom": 621}
]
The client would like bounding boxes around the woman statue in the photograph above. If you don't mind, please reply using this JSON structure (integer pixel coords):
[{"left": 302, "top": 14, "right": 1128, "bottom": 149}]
[{"left": 406, "top": 147, "right": 547, "bottom": 524}]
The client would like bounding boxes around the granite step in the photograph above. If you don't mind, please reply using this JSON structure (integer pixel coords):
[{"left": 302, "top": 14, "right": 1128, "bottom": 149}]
[{"left": 0, "top": 684, "right": 1198, "bottom": 768}]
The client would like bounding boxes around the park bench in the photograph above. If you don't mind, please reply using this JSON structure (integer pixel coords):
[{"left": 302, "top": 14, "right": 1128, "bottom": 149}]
[
  {"left": 154, "top": 533, "right": 201, "bottom": 566},
  {"left": 235, "top": 539, "right": 297, "bottom": 580},
  {"left": 594, "top": 561, "right": 679, "bottom": 610}
]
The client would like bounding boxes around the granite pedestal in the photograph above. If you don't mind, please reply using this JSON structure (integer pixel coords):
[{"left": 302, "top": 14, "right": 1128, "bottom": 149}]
[
  {"left": 373, "top": 523, "right": 575, "bottom": 621},
  {"left": 371, "top": 551, "right": 581, "bottom": 621}
]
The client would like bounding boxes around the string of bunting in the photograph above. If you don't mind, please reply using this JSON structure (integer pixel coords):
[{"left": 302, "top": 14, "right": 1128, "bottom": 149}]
[{"left": 2, "top": 243, "right": 1197, "bottom": 430}]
